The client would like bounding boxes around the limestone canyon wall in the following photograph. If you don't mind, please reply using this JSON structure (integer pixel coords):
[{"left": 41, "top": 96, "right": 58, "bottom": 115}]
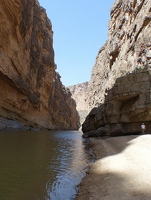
[
  {"left": 0, "top": 0, "right": 79, "bottom": 130},
  {"left": 82, "top": 0, "right": 151, "bottom": 136},
  {"left": 86, "top": 0, "right": 151, "bottom": 109}
]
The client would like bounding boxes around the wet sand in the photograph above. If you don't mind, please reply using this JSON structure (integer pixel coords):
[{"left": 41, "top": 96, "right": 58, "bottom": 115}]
[{"left": 76, "top": 134, "right": 151, "bottom": 200}]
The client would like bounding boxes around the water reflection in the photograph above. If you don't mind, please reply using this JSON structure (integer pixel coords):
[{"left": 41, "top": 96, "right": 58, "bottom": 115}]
[
  {"left": 48, "top": 131, "right": 93, "bottom": 200},
  {"left": 0, "top": 131, "right": 94, "bottom": 200}
]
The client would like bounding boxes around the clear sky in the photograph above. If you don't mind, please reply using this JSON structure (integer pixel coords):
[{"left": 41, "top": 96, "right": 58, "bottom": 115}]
[{"left": 38, "top": 0, "right": 115, "bottom": 86}]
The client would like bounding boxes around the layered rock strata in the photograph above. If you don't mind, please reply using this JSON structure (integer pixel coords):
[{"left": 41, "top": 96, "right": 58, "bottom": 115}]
[
  {"left": 0, "top": 0, "right": 79, "bottom": 130},
  {"left": 82, "top": 0, "right": 151, "bottom": 136},
  {"left": 82, "top": 70, "right": 151, "bottom": 137}
]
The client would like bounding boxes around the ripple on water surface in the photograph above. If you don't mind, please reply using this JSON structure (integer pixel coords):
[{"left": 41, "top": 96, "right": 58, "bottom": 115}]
[{"left": 0, "top": 130, "right": 94, "bottom": 200}]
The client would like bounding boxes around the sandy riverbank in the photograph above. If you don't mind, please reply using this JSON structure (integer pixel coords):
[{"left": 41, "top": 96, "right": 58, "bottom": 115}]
[{"left": 76, "top": 134, "right": 151, "bottom": 200}]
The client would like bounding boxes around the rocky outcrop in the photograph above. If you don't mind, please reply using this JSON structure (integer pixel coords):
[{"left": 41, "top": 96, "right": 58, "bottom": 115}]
[
  {"left": 0, "top": 0, "right": 80, "bottom": 130},
  {"left": 82, "top": 0, "right": 151, "bottom": 137},
  {"left": 68, "top": 82, "right": 89, "bottom": 125},
  {"left": 82, "top": 70, "right": 151, "bottom": 137}
]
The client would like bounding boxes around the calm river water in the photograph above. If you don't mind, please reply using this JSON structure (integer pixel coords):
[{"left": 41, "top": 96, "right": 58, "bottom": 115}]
[{"left": 0, "top": 130, "right": 94, "bottom": 200}]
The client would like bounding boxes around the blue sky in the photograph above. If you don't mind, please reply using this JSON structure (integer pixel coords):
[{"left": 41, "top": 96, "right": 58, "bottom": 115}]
[{"left": 38, "top": 0, "right": 115, "bottom": 86}]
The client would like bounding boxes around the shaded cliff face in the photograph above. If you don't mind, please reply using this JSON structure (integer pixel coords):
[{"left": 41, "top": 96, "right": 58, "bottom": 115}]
[
  {"left": 82, "top": 0, "right": 151, "bottom": 136},
  {"left": 82, "top": 71, "right": 151, "bottom": 137},
  {"left": 0, "top": 0, "right": 79, "bottom": 130},
  {"left": 68, "top": 82, "right": 89, "bottom": 125},
  {"left": 86, "top": 0, "right": 151, "bottom": 109}
]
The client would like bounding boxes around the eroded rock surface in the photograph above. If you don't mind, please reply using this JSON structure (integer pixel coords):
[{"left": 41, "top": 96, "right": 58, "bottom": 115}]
[
  {"left": 86, "top": 0, "right": 151, "bottom": 109},
  {"left": 82, "top": 0, "right": 151, "bottom": 136},
  {"left": 82, "top": 71, "right": 151, "bottom": 137},
  {"left": 0, "top": 0, "right": 79, "bottom": 130}
]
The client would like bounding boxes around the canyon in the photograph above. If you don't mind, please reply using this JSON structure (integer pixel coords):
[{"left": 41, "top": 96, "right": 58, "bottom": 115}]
[{"left": 1, "top": 0, "right": 151, "bottom": 133}]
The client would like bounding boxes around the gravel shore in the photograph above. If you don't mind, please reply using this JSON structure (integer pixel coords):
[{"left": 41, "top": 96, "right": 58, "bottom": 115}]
[{"left": 76, "top": 134, "right": 151, "bottom": 200}]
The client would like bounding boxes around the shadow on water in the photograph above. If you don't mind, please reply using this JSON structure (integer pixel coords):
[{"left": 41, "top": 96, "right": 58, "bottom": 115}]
[{"left": 0, "top": 130, "right": 94, "bottom": 200}]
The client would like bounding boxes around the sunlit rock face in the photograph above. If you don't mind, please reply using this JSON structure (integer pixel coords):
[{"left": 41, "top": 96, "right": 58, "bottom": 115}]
[
  {"left": 68, "top": 82, "right": 89, "bottom": 125},
  {"left": 86, "top": 0, "right": 151, "bottom": 109},
  {"left": 0, "top": 0, "right": 80, "bottom": 130},
  {"left": 82, "top": 0, "right": 151, "bottom": 136}
]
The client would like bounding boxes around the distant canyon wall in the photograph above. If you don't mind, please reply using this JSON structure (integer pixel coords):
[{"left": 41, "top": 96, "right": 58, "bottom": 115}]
[
  {"left": 68, "top": 82, "right": 89, "bottom": 125},
  {"left": 0, "top": 0, "right": 80, "bottom": 130}
]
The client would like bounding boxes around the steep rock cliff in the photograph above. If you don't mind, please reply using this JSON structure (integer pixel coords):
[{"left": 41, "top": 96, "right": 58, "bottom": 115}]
[
  {"left": 82, "top": 0, "right": 151, "bottom": 136},
  {"left": 86, "top": 0, "right": 151, "bottom": 109},
  {"left": 0, "top": 0, "right": 79, "bottom": 130}
]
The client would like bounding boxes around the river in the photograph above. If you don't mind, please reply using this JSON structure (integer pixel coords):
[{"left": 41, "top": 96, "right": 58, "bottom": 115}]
[{"left": 0, "top": 130, "right": 94, "bottom": 200}]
